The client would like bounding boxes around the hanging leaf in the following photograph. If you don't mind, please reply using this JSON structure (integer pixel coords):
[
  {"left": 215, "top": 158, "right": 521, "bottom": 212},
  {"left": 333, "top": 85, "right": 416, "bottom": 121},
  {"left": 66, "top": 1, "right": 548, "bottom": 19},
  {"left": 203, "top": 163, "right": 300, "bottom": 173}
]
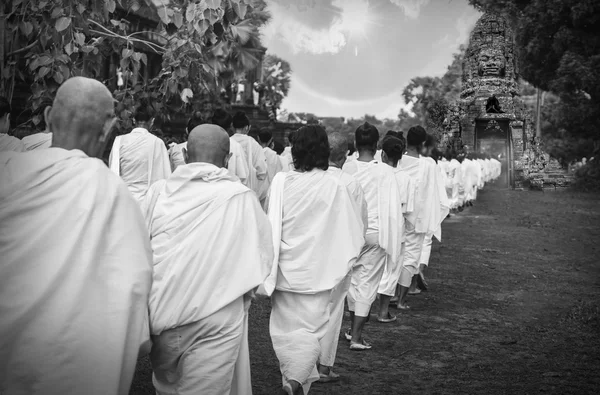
[
  {"left": 55, "top": 17, "right": 71, "bottom": 32},
  {"left": 38, "top": 1, "right": 48, "bottom": 8},
  {"left": 64, "top": 42, "right": 74, "bottom": 56},
  {"left": 140, "top": 53, "right": 148, "bottom": 65},
  {"left": 81, "top": 46, "right": 95, "bottom": 53},
  {"left": 38, "top": 66, "right": 51, "bottom": 79},
  {"left": 110, "top": 19, "right": 120, "bottom": 26},
  {"left": 51, "top": 7, "right": 64, "bottom": 19},
  {"left": 129, "top": 0, "right": 141, "bottom": 12},
  {"left": 205, "top": 0, "right": 221, "bottom": 9},
  {"left": 20, "top": 22, "right": 34, "bottom": 36},
  {"left": 76, "top": 4, "right": 86, "bottom": 14},
  {"left": 74, "top": 32, "right": 86, "bottom": 46},
  {"left": 54, "top": 70, "right": 65, "bottom": 84},
  {"left": 185, "top": 4, "right": 196, "bottom": 22},
  {"left": 106, "top": 0, "right": 116, "bottom": 13},
  {"left": 194, "top": 43, "right": 203, "bottom": 54},
  {"left": 122, "top": 48, "right": 134, "bottom": 59},
  {"left": 173, "top": 11, "right": 183, "bottom": 28},
  {"left": 157, "top": 6, "right": 170, "bottom": 24},
  {"left": 181, "top": 88, "right": 193, "bottom": 103},
  {"left": 232, "top": 2, "right": 247, "bottom": 19}
]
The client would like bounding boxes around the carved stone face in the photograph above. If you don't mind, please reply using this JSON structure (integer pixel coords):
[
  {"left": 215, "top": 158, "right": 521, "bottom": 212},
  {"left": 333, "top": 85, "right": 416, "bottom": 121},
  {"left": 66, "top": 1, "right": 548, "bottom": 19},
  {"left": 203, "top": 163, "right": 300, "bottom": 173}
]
[{"left": 477, "top": 49, "right": 506, "bottom": 77}]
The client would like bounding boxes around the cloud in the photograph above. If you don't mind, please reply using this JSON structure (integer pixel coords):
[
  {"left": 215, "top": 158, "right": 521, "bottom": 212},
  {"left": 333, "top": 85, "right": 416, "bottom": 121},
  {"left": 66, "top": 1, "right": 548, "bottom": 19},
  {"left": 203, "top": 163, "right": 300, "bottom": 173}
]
[
  {"left": 388, "top": 0, "right": 430, "bottom": 19},
  {"left": 262, "top": 0, "right": 374, "bottom": 55}
]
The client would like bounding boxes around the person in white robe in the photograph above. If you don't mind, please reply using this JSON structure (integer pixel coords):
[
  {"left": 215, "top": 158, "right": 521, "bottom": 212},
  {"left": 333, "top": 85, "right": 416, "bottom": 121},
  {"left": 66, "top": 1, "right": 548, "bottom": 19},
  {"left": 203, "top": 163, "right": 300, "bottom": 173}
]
[
  {"left": 169, "top": 110, "right": 250, "bottom": 186},
  {"left": 342, "top": 122, "right": 403, "bottom": 350},
  {"left": 0, "top": 77, "right": 153, "bottom": 395},
  {"left": 141, "top": 124, "right": 273, "bottom": 395},
  {"left": 231, "top": 111, "right": 268, "bottom": 195},
  {"left": 376, "top": 135, "right": 415, "bottom": 320},
  {"left": 22, "top": 131, "right": 52, "bottom": 150},
  {"left": 312, "top": 132, "right": 367, "bottom": 383},
  {"left": 257, "top": 129, "right": 284, "bottom": 206},
  {"left": 396, "top": 127, "right": 450, "bottom": 305},
  {"left": 0, "top": 98, "right": 26, "bottom": 152},
  {"left": 280, "top": 130, "right": 295, "bottom": 169},
  {"left": 108, "top": 109, "right": 171, "bottom": 203},
  {"left": 261, "top": 125, "right": 364, "bottom": 394}
]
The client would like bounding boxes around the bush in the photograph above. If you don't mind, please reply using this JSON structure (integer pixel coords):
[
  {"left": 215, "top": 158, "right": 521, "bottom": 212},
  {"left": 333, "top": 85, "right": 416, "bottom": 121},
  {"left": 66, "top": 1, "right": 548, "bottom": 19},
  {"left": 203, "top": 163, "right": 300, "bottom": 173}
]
[{"left": 572, "top": 158, "right": 600, "bottom": 192}]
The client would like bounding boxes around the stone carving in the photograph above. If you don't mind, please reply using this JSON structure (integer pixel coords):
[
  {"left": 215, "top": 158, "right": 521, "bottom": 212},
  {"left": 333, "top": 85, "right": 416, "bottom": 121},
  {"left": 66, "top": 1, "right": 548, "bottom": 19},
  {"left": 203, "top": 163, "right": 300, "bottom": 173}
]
[{"left": 478, "top": 49, "right": 506, "bottom": 77}]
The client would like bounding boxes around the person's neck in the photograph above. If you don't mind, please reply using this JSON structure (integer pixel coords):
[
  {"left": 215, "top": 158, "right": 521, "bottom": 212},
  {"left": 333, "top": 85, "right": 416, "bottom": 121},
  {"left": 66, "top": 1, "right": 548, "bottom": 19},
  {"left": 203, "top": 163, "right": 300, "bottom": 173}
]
[
  {"left": 406, "top": 147, "right": 420, "bottom": 158},
  {"left": 357, "top": 150, "right": 375, "bottom": 162},
  {"left": 329, "top": 158, "right": 345, "bottom": 169},
  {"left": 234, "top": 129, "right": 246, "bottom": 135}
]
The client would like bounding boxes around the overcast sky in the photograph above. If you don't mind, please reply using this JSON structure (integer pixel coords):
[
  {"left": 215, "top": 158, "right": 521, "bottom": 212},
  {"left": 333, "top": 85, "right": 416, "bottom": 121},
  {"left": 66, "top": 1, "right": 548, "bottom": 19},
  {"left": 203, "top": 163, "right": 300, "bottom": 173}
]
[{"left": 260, "top": 0, "right": 481, "bottom": 119}]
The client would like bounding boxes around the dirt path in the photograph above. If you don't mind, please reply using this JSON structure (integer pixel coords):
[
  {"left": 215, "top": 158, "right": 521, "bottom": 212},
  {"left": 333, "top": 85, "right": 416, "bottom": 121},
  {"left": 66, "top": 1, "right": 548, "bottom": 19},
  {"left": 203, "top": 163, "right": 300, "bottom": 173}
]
[{"left": 130, "top": 188, "right": 600, "bottom": 395}]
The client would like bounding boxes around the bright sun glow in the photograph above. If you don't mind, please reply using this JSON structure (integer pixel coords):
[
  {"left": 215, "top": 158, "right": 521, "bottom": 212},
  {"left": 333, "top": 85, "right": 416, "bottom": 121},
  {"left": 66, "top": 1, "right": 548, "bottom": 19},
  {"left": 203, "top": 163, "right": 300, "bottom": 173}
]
[{"left": 338, "top": 0, "right": 371, "bottom": 37}]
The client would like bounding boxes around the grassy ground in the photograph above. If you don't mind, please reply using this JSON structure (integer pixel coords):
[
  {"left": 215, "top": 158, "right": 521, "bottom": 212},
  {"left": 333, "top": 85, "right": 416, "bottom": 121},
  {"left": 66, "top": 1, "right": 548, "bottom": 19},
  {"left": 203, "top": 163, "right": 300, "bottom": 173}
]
[{"left": 130, "top": 187, "right": 600, "bottom": 395}]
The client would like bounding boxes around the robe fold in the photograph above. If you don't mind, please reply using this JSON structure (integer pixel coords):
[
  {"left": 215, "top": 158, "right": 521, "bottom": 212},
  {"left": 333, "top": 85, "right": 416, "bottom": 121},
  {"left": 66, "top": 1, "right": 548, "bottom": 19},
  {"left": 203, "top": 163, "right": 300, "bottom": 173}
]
[
  {"left": 398, "top": 156, "right": 450, "bottom": 242},
  {"left": 0, "top": 148, "right": 153, "bottom": 395},
  {"left": 257, "top": 146, "right": 284, "bottom": 205},
  {"left": 22, "top": 132, "right": 52, "bottom": 150},
  {"left": 231, "top": 134, "right": 267, "bottom": 195},
  {"left": 262, "top": 170, "right": 365, "bottom": 295},
  {"left": 342, "top": 160, "right": 404, "bottom": 264},
  {"left": 0, "top": 133, "right": 25, "bottom": 152},
  {"left": 265, "top": 169, "right": 364, "bottom": 393},
  {"left": 141, "top": 163, "right": 273, "bottom": 335},
  {"left": 109, "top": 128, "right": 171, "bottom": 203},
  {"left": 326, "top": 166, "right": 368, "bottom": 234}
]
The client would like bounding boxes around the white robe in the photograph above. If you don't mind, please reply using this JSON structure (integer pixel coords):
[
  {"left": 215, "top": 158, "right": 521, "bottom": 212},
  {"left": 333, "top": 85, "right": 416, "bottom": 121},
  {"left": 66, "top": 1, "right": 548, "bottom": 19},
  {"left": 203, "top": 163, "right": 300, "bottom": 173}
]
[
  {"left": 326, "top": 166, "right": 368, "bottom": 233},
  {"left": 257, "top": 147, "right": 284, "bottom": 205},
  {"left": 109, "top": 128, "right": 171, "bottom": 203},
  {"left": 0, "top": 133, "right": 25, "bottom": 152},
  {"left": 231, "top": 134, "right": 267, "bottom": 196},
  {"left": 264, "top": 170, "right": 364, "bottom": 392},
  {"left": 168, "top": 138, "right": 249, "bottom": 184},
  {"left": 22, "top": 132, "right": 52, "bottom": 150},
  {"left": 398, "top": 155, "right": 450, "bottom": 241},
  {"left": 141, "top": 163, "right": 273, "bottom": 335},
  {"left": 342, "top": 159, "right": 404, "bottom": 265},
  {"left": 263, "top": 170, "right": 365, "bottom": 295},
  {"left": 0, "top": 148, "right": 153, "bottom": 395}
]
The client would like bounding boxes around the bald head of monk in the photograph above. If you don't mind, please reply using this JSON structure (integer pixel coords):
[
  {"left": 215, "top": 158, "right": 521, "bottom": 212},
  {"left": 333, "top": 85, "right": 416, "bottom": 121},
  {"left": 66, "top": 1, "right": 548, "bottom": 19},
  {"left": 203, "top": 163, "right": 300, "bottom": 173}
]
[
  {"left": 328, "top": 132, "right": 349, "bottom": 168},
  {"left": 46, "top": 77, "right": 116, "bottom": 158},
  {"left": 183, "top": 124, "right": 231, "bottom": 168}
]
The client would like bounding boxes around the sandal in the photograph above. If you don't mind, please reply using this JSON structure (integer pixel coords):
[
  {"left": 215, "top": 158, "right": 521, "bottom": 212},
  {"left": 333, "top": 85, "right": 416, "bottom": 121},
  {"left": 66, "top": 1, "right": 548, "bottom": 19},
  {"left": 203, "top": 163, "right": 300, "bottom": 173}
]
[
  {"left": 318, "top": 370, "right": 340, "bottom": 383},
  {"left": 344, "top": 329, "right": 352, "bottom": 341},
  {"left": 377, "top": 312, "right": 397, "bottom": 323},
  {"left": 408, "top": 288, "right": 422, "bottom": 295},
  {"left": 397, "top": 303, "right": 410, "bottom": 310},
  {"left": 350, "top": 339, "right": 372, "bottom": 351}
]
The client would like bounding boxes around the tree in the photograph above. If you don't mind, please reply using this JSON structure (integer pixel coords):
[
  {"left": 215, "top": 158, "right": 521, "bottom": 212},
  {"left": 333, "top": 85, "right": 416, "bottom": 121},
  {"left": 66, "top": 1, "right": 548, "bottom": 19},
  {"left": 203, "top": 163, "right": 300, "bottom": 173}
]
[
  {"left": 259, "top": 53, "right": 291, "bottom": 120},
  {"left": 399, "top": 45, "right": 466, "bottom": 138},
  {"left": 469, "top": 0, "right": 600, "bottom": 161},
  {"left": 1, "top": 0, "right": 268, "bottom": 132}
]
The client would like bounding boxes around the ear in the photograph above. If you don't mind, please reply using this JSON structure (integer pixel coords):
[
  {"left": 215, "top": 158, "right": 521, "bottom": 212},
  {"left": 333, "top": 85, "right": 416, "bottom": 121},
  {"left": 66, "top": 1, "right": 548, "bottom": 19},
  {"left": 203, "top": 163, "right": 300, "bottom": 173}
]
[
  {"left": 224, "top": 152, "right": 232, "bottom": 168},
  {"left": 182, "top": 147, "right": 189, "bottom": 164},
  {"left": 99, "top": 117, "right": 117, "bottom": 143},
  {"left": 43, "top": 106, "right": 52, "bottom": 132}
]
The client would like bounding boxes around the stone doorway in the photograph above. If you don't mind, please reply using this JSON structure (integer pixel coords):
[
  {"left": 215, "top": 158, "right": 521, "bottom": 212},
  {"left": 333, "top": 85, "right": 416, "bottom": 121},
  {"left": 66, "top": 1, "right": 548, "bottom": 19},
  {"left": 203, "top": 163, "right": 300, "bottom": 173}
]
[{"left": 475, "top": 119, "right": 512, "bottom": 188}]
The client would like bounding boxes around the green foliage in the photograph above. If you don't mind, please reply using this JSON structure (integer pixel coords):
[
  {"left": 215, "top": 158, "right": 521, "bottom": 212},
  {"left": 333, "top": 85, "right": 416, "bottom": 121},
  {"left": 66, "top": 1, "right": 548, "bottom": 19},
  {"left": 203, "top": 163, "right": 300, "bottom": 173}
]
[
  {"left": 258, "top": 53, "right": 291, "bottom": 120},
  {"left": 468, "top": 0, "right": 600, "bottom": 163},
  {"left": 1, "top": 0, "right": 270, "bottom": 133},
  {"left": 400, "top": 45, "right": 465, "bottom": 137}
]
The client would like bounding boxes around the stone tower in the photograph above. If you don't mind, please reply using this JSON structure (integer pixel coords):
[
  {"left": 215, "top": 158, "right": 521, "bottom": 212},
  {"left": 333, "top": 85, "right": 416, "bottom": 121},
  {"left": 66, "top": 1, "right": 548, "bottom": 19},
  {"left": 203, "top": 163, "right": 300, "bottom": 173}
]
[{"left": 447, "top": 12, "right": 534, "bottom": 188}]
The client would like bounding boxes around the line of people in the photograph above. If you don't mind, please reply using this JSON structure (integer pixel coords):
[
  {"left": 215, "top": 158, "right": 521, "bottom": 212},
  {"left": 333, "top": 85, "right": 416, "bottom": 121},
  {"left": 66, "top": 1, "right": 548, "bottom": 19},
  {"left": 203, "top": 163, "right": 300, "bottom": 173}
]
[{"left": 0, "top": 77, "right": 501, "bottom": 395}]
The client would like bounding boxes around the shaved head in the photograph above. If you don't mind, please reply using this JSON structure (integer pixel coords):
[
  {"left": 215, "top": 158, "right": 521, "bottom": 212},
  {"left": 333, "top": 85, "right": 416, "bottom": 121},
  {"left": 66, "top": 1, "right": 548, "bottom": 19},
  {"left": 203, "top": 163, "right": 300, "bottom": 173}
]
[
  {"left": 328, "top": 132, "right": 348, "bottom": 165},
  {"left": 48, "top": 77, "right": 115, "bottom": 157},
  {"left": 185, "top": 124, "right": 230, "bottom": 167}
]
